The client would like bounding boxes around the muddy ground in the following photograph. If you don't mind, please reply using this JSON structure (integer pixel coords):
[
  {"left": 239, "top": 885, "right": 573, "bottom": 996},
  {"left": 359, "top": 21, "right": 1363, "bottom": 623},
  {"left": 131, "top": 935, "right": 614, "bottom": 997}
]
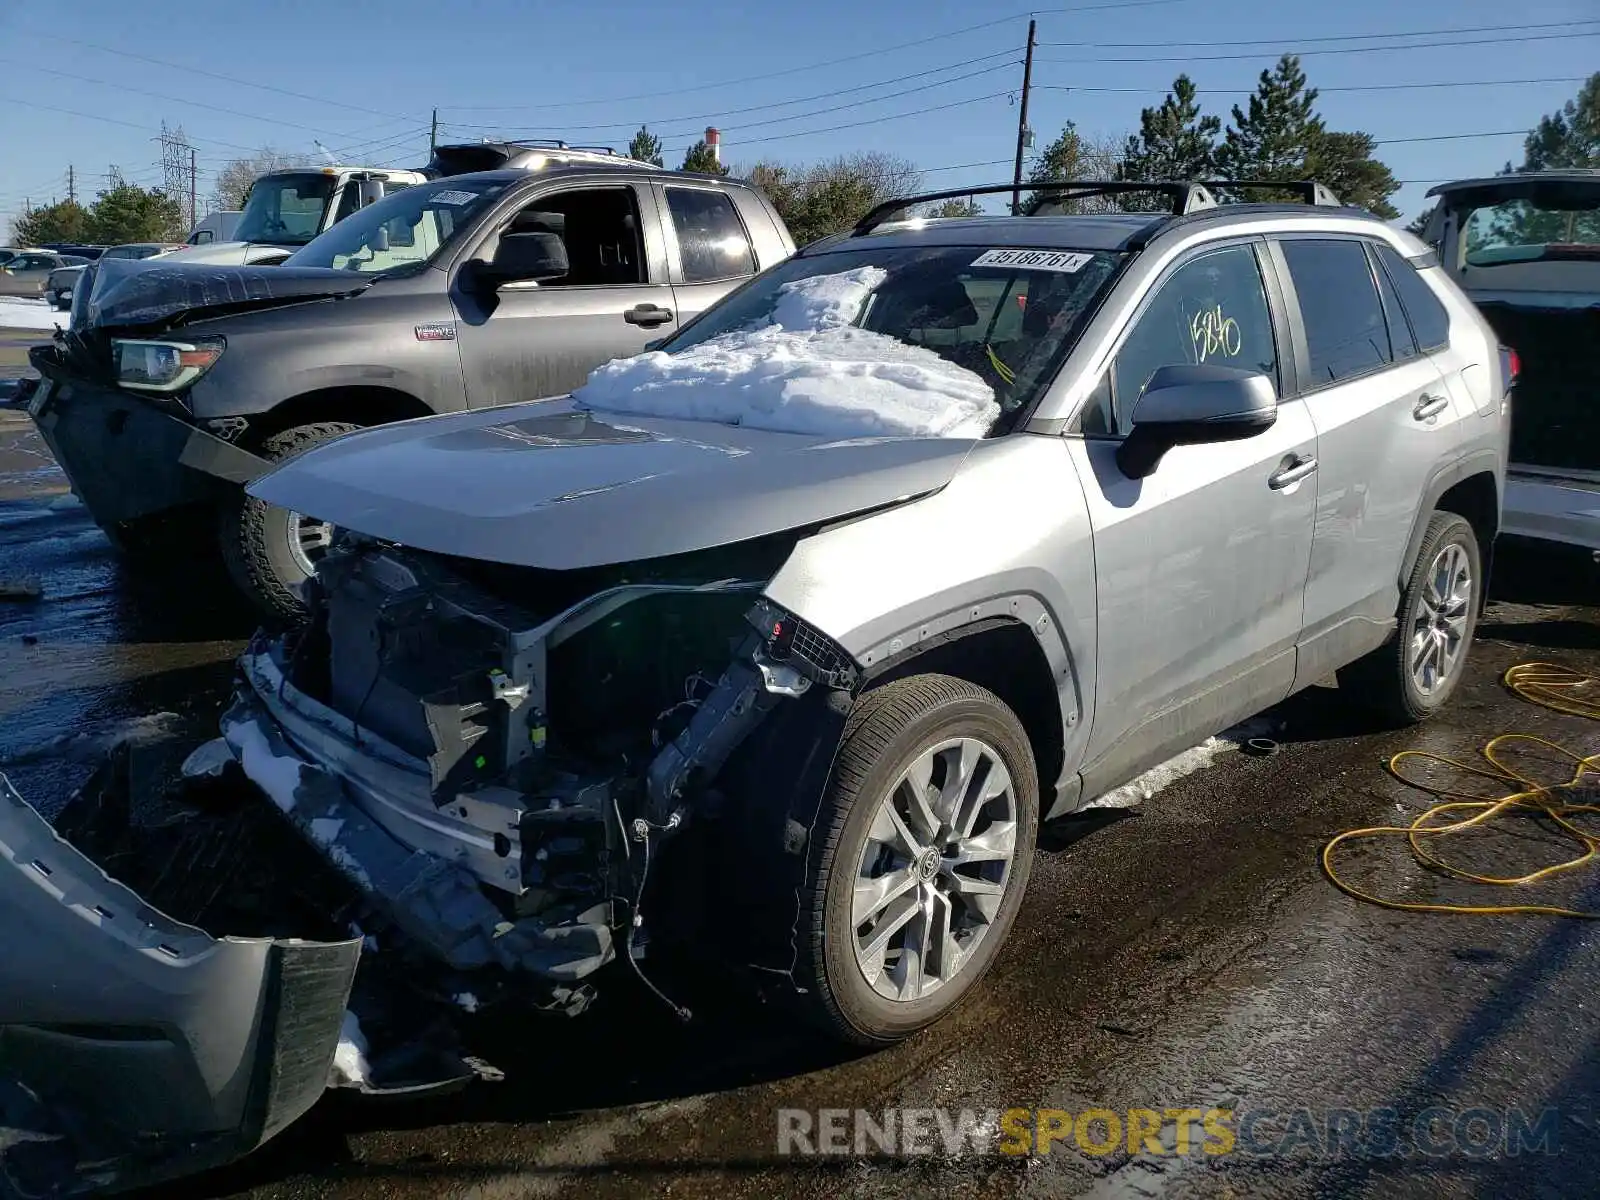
[{"left": 2, "top": 335, "right": 1598, "bottom": 1199}]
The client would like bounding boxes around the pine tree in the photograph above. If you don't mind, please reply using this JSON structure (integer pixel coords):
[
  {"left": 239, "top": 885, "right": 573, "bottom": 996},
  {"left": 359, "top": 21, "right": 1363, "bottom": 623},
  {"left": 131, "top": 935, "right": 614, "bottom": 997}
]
[
  {"left": 10, "top": 199, "right": 93, "bottom": 246},
  {"left": 1116, "top": 75, "right": 1221, "bottom": 210},
  {"left": 1213, "top": 55, "right": 1324, "bottom": 200},
  {"left": 679, "top": 140, "right": 727, "bottom": 175},
  {"left": 1305, "top": 130, "right": 1399, "bottom": 220},
  {"left": 1515, "top": 72, "right": 1599, "bottom": 169},
  {"left": 628, "top": 125, "right": 665, "bottom": 168},
  {"left": 87, "top": 183, "right": 186, "bottom": 243}
]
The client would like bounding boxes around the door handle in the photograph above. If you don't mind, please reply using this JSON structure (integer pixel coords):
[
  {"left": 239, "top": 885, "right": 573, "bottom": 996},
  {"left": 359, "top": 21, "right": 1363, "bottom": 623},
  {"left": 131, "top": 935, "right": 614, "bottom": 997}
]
[
  {"left": 1414, "top": 393, "right": 1450, "bottom": 421},
  {"left": 624, "top": 304, "right": 675, "bottom": 327},
  {"left": 1268, "top": 455, "right": 1318, "bottom": 490}
]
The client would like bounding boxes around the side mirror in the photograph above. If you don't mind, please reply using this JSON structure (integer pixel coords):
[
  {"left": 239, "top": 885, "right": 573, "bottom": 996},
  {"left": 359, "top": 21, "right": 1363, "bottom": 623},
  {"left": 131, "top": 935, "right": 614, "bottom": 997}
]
[
  {"left": 1115, "top": 363, "right": 1278, "bottom": 479},
  {"left": 356, "top": 178, "right": 386, "bottom": 208},
  {"left": 474, "top": 231, "right": 570, "bottom": 288}
]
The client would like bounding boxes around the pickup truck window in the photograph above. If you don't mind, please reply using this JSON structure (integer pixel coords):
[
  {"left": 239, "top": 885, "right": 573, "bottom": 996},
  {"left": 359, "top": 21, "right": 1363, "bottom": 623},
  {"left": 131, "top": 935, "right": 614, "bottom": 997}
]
[
  {"left": 665, "top": 187, "right": 755, "bottom": 283},
  {"left": 236, "top": 172, "right": 339, "bottom": 246},
  {"left": 506, "top": 187, "right": 646, "bottom": 287},
  {"left": 1463, "top": 196, "right": 1600, "bottom": 265}
]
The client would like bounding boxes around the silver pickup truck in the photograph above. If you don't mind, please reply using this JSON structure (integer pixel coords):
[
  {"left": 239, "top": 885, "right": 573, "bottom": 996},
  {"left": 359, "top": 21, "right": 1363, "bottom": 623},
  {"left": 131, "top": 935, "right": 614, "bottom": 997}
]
[{"left": 1423, "top": 170, "right": 1600, "bottom": 558}]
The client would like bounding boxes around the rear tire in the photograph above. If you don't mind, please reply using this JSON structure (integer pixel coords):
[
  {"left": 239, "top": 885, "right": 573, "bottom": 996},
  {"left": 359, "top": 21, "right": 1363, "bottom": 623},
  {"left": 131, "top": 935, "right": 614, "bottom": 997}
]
[
  {"left": 1339, "top": 511, "right": 1481, "bottom": 725},
  {"left": 796, "top": 674, "right": 1038, "bottom": 1045},
  {"left": 219, "top": 421, "right": 358, "bottom": 623}
]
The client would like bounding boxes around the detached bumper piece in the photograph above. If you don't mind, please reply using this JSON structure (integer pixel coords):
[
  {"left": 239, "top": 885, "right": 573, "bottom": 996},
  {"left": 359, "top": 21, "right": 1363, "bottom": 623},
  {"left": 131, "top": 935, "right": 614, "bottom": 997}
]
[{"left": 0, "top": 770, "right": 359, "bottom": 1197}]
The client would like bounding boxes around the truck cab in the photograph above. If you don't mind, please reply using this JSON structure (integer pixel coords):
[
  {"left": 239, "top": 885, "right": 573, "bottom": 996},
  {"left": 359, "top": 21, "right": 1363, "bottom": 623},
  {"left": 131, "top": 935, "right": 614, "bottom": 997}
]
[{"left": 164, "top": 166, "right": 428, "bottom": 266}]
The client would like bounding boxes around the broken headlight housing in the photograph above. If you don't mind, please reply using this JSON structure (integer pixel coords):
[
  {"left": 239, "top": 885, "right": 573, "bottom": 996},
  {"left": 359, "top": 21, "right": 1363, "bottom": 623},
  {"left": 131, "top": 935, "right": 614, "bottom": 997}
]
[{"left": 112, "top": 337, "right": 224, "bottom": 393}]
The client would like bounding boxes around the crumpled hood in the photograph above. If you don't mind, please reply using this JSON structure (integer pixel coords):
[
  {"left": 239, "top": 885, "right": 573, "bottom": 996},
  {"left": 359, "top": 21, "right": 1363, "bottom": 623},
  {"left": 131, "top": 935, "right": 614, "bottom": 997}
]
[
  {"left": 83, "top": 256, "right": 372, "bottom": 330},
  {"left": 248, "top": 400, "right": 977, "bottom": 570}
]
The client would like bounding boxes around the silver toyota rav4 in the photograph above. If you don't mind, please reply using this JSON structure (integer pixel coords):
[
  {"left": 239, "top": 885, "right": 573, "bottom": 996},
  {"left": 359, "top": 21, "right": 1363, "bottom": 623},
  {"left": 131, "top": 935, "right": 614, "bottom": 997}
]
[{"left": 0, "top": 179, "right": 1511, "bottom": 1190}]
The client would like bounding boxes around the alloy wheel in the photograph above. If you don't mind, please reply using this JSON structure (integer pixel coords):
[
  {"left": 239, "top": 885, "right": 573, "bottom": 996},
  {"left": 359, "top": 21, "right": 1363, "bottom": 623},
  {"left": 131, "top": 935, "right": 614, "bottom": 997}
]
[
  {"left": 1409, "top": 541, "right": 1472, "bottom": 695},
  {"left": 851, "top": 737, "right": 1019, "bottom": 1003}
]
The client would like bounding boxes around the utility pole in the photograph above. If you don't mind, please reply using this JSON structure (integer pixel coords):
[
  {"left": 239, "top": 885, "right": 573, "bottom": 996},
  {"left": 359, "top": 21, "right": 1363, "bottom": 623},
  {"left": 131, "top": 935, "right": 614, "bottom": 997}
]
[
  {"left": 1011, "top": 18, "right": 1037, "bottom": 215},
  {"left": 430, "top": 108, "right": 438, "bottom": 154},
  {"left": 189, "top": 148, "right": 198, "bottom": 229},
  {"left": 67, "top": 165, "right": 76, "bottom": 204}
]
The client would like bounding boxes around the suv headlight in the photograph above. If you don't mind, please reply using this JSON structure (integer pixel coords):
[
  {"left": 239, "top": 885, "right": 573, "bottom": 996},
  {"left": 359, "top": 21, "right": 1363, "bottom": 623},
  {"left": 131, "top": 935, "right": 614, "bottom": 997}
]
[{"left": 112, "top": 338, "right": 224, "bottom": 393}]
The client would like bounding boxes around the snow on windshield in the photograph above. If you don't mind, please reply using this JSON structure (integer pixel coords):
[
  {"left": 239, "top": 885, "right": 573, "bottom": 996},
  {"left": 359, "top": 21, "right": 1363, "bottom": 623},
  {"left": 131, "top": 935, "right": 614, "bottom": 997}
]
[{"left": 572, "top": 266, "right": 999, "bottom": 439}]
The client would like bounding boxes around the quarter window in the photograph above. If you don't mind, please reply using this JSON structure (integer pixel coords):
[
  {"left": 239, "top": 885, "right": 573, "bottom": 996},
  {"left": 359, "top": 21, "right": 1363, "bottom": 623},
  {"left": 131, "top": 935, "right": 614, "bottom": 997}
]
[
  {"left": 666, "top": 187, "right": 755, "bottom": 283},
  {"left": 1106, "top": 243, "right": 1278, "bottom": 430},
  {"left": 1374, "top": 242, "right": 1450, "bottom": 351},
  {"left": 1368, "top": 244, "right": 1417, "bottom": 361},
  {"left": 1281, "top": 239, "right": 1392, "bottom": 384}
]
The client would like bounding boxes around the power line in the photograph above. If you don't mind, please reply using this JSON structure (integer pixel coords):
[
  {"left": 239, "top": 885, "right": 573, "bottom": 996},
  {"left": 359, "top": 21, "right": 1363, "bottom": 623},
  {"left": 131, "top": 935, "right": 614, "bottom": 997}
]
[
  {"left": 1033, "top": 18, "right": 1596, "bottom": 49},
  {"left": 660, "top": 89, "right": 1015, "bottom": 154},
  {"left": 1031, "top": 77, "right": 1588, "bottom": 96},
  {"left": 0, "top": 59, "right": 397, "bottom": 142},
  {"left": 444, "top": 60, "right": 1022, "bottom": 146},
  {"left": 1373, "top": 128, "right": 1531, "bottom": 146},
  {"left": 15, "top": 26, "right": 420, "bottom": 123},
  {"left": 443, "top": 0, "right": 1191, "bottom": 112},
  {"left": 0, "top": 94, "right": 265, "bottom": 154},
  {"left": 441, "top": 48, "right": 1022, "bottom": 133},
  {"left": 1033, "top": 27, "right": 1600, "bottom": 64}
]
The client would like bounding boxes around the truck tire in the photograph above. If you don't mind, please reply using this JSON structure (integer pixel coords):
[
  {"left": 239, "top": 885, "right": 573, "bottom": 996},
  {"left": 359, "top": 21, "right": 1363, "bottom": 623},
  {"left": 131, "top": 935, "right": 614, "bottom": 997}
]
[
  {"left": 796, "top": 674, "right": 1038, "bottom": 1045},
  {"left": 219, "top": 421, "right": 358, "bottom": 623},
  {"left": 1338, "top": 511, "right": 1482, "bottom": 725}
]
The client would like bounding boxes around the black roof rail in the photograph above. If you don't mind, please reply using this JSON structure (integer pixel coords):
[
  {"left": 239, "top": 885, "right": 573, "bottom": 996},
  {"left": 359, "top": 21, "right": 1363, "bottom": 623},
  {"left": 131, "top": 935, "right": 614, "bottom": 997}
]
[
  {"left": 851, "top": 180, "right": 1218, "bottom": 236},
  {"left": 1199, "top": 179, "right": 1342, "bottom": 206}
]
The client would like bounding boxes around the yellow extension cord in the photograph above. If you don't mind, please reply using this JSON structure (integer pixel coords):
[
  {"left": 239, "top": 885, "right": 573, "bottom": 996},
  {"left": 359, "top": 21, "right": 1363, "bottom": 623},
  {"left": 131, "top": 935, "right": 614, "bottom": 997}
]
[{"left": 1322, "top": 662, "right": 1600, "bottom": 918}]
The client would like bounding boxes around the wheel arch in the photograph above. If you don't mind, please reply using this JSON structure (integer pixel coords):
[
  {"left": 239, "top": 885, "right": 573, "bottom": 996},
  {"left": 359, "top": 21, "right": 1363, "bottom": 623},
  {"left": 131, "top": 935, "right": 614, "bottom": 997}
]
[
  {"left": 860, "top": 616, "right": 1070, "bottom": 819},
  {"left": 244, "top": 386, "right": 433, "bottom": 450},
  {"left": 1399, "top": 452, "right": 1501, "bottom": 610}
]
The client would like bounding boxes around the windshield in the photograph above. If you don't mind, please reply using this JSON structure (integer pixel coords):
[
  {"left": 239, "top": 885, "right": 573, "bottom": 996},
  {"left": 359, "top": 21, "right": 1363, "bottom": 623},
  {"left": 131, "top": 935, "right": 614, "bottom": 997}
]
[
  {"left": 235, "top": 172, "right": 339, "bottom": 246},
  {"left": 286, "top": 177, "right": 511, "bottom": 275},
  {"left": 1463, "top": 192, "right": 1600, "bottom": 265},
  {"left": 659, "top": 245, "right": 1124, "bottom": 430}
]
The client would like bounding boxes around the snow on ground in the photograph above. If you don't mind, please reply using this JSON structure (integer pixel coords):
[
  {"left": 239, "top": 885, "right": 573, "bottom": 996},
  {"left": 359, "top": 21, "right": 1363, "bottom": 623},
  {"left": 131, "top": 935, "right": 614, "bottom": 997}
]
[
  {"left": 0, "top": 297, "right": 64, "bottom": 332},
  {"left": 573, "top": 265, "right": 999, "bottom": 440},
  {"left": 330, "top": 1010, "right": 372, "bottom": 1088},
  {"left": 1081, "top": 718, "right": 1280, "bottom": 811},
  {"left": 453, "top": 992, "right": 480, "bottom": 1013}
]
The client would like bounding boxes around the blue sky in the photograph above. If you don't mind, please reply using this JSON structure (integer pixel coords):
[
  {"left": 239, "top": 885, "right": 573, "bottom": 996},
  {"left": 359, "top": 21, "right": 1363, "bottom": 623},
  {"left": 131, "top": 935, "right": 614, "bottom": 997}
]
[{"left": 2, "top": 0, "right": 1596, "bottom": 234}]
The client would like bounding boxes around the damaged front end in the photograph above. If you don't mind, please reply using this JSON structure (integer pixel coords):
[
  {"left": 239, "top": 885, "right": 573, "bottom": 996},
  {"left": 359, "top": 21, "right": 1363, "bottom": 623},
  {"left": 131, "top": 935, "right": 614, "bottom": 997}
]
[
  {"left": 1, "top": 532, "right": 860, "bottom": 1193},
  {"left": 222, "top": 531, "right": 860, "bottom": 1013}
]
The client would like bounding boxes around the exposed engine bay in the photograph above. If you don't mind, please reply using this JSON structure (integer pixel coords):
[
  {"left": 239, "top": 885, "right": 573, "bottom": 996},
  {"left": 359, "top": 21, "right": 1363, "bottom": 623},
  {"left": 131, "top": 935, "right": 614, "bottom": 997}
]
[{"left": 220, "top": 530, "right": 860, "bottom": 1014}]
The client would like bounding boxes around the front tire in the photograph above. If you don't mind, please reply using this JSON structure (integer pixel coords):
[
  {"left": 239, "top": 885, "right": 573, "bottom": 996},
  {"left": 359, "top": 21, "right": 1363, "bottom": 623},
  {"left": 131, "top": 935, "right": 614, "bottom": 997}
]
[
  {"left": 219, "top": 421, "right": 358, "bottom": 623},
  {"left": 797, "top": 674, "right": 1039, "bottom": 1045},
  {"left": 1339, "top": 511, "right": 1481, "bottom": 725}
]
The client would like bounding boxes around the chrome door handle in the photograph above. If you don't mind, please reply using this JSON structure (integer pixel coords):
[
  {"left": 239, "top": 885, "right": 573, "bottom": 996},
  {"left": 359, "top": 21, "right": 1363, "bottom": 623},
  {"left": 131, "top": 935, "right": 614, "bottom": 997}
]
[
  {"left": 1414, "top": 393, "right": 1450, "bottom": 421},
  {"left": 1268, "top": 455, "right": 1318, "bottom": 490}
]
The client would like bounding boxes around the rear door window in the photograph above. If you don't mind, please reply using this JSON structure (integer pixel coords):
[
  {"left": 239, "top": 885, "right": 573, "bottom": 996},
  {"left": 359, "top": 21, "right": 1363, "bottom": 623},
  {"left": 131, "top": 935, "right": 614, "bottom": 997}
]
[
  {"left": 665, "top": 187, "right": 756, "bottom": 283},
  {"left": 1374, "top": 242, "right": 1450, "bottom": 351},
  {"left": 1280, "top": 239, "right": 1392, "bottom": 384}
]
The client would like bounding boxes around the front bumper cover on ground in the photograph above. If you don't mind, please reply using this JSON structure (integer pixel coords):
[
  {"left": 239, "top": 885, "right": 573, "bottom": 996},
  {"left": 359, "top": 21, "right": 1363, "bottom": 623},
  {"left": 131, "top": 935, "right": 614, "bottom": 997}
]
[{"left": 0, "top": 770, "right": 360, "bottom": 1197}]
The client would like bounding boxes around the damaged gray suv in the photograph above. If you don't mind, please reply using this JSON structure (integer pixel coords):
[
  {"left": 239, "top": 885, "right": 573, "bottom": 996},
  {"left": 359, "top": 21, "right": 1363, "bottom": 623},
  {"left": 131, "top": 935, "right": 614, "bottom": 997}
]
[{"left": 0, "top": 180, "right": 1511, "bottom": 1193}]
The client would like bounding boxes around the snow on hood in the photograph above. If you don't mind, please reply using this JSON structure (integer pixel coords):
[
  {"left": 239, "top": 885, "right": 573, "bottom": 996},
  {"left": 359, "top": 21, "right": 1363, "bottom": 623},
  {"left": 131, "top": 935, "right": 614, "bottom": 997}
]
[{"left": 572, "top": 265, "right": 1000, "bottom": 440}]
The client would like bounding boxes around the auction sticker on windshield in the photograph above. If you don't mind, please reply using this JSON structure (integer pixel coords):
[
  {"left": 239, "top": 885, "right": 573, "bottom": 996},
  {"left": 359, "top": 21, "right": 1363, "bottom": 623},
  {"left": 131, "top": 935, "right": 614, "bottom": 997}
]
[
  {"left": 431, "top": 190, "right": 479, "bottom": 206},
  {"left": 970, "top": 249, "right": 1094, "bottom": 273}
]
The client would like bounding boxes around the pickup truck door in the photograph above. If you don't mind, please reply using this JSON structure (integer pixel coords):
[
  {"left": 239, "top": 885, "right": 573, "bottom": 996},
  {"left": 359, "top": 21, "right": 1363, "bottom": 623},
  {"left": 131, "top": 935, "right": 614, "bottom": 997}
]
[
  {"left": 451, "top": 180, "right": 679, "bottom": 407},
  {"left": 652, "top": 182, "right": 768, "bottom": 325}
]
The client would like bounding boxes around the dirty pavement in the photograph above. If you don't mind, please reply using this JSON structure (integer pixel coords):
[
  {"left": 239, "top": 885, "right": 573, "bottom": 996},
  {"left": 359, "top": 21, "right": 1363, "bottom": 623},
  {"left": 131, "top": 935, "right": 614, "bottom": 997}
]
[{"left": 3, "top": 357, "right": 1599, "bottom": 1200}]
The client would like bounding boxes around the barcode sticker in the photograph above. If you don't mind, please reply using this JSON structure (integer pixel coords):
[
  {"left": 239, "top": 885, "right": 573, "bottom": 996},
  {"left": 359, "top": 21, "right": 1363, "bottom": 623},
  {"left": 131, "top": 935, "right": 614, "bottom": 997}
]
[{"left": 970, "top": 249, "right": 1094, "bottom": 273}]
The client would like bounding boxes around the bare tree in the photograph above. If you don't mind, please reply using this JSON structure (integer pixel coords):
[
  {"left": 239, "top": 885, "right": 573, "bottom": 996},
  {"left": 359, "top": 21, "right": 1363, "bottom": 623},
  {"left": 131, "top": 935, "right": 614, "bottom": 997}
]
[
  {"left": 213, "top": 148, "right": 309, "bottom": 212},
  {"left": 736, "top": 151, "right": 923, "bottom": 245}
]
